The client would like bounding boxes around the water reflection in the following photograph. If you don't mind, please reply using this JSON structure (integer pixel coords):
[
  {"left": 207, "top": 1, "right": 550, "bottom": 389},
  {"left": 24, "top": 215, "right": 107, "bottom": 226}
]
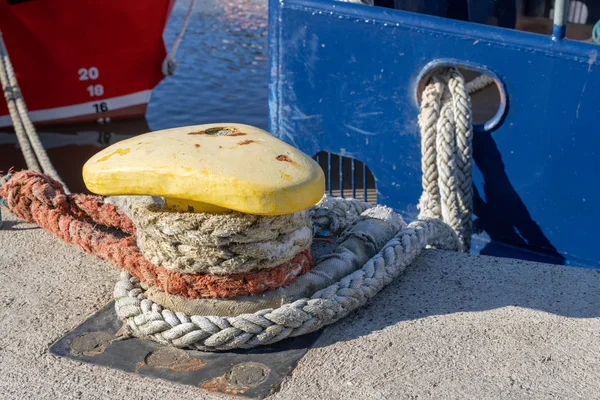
[
  {"left": 0, "top": 0, "right": 270, "bottom": 192},
  {"left": 146, "top": 0, "right": 269, "bottom": 131},
  {"left": 0, "top": 119, "right": 150, "bottom": 193}
]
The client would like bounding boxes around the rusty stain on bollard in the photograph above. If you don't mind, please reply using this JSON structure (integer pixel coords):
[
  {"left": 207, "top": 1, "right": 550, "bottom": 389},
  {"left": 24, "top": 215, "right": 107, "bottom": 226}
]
[
  {"left": 139, "top": 347, "right": 207, "bottom": 373},
  {"left": 200, "top": 362, "right": 270, "bottom": 395},
  {"left": 70, "top": 332, "right": 112, "bottom": 356}
]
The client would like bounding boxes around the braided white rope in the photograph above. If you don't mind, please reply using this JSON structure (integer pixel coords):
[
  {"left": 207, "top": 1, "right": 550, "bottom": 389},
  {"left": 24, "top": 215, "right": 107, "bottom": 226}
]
[
  {"left": 114, "top": 202, "right": 459, "bottom": 351},
  {"left": 418, "top": 68, "right": 475, "bottom": 251},
  {"left": 111, "top": 69, "right": 485, "bottom": 351},
  {"left": 466, "top": 74, "right": 495, "bottom": 94},
  {"left": 132, "top": 205, "right": 313, "bottom": 274},
  {"left": 309, "top": 196, "right": 372, "bottom": 235}
]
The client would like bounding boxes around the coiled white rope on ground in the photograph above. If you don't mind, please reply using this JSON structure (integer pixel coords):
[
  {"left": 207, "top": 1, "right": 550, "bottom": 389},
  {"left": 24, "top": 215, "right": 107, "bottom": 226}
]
[
  {"left": 112, "top": 67, "right": 492, "bottom": 351},
  {"left": 0, "top": 31, "right": 68, "bottom": 192},
  {"left": 141, "top": 206, "right": 406, "bottom": 316},
  {"left": 115, "top": 208, "right": 459, "bottom": 351}
]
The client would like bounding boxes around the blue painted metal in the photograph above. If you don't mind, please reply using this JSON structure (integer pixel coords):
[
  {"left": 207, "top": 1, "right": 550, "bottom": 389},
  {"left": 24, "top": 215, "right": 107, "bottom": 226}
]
[
  {"left": 268, "top": 0, "right": 600, "bottom": 268},
  {"left": 552, "top": 0, "right": 568, "bottom": 40},
  {"left": 552, "top": 24, "right": 567, "bottom": 40}
]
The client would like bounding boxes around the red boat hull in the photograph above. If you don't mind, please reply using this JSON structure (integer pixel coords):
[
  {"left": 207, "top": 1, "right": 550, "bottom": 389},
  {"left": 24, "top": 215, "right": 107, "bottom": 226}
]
[{"left": 0, "top": 0, "right": 174, "bottom": 127}]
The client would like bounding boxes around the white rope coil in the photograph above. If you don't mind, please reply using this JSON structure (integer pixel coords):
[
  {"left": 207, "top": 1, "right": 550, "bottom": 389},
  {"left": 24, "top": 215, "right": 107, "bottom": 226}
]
[
  {"left": 309, "top": 195, "right": 373, "bottom": 235},
  {"left": 111, "top": 68, "right": 488, "bottom": 351},
  {"left": 114, "top": 200, "right": 459, "bottom": 351},
  {"left": 466, "top": 74, "right": 495, "bottom": 95},
  {"left": 141, "top": 205, "right": 406, "bottom": 317},
  {"left": 132, "top": 205, "right": 313, "bottom": 274}
]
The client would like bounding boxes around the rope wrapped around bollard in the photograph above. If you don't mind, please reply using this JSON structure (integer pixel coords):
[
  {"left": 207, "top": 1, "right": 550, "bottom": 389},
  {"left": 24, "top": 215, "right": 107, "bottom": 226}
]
[
  {"left": 0, "top": 67, "right": 483, "bottom": 351},
  {"left": 114, "top": 217, "right": 459, "bottom": 351},
  {"left": 0, "top": 171, "right": 313, "bottom": 299}
]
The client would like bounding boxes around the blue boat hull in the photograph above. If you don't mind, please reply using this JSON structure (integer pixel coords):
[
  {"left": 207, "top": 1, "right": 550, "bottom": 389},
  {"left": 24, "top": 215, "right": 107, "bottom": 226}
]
[{"left": 268, "top": 0, "right": 600, "bottom": 268}]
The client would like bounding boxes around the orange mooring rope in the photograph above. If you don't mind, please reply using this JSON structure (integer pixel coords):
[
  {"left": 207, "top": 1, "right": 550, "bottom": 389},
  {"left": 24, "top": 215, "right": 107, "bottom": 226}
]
[{"left": 0, "top": 171, "right": 312, "bottom": 299}]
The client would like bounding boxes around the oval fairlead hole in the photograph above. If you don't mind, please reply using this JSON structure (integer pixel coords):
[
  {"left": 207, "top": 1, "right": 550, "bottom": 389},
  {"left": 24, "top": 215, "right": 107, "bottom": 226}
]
[{"left": 416, "top": 64, "right": 507, "bottom": 133}]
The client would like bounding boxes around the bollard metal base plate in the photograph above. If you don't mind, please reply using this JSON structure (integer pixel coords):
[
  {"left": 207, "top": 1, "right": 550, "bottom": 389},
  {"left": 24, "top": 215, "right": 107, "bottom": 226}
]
[{"left": 49, "top": 301, "right": 322, "bottom": 399}]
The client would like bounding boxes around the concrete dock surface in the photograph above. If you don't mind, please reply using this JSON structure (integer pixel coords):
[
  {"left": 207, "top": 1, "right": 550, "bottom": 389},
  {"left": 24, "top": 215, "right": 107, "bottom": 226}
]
[{"left": 1, "top": 210, "right": 600, "bottom": 399}]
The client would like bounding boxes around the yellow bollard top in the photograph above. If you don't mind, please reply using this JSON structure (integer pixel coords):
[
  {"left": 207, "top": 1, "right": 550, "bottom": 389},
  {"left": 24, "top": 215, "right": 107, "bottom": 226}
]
[{"left": 82, "top": 123, "right": 325, "bottom": 215}]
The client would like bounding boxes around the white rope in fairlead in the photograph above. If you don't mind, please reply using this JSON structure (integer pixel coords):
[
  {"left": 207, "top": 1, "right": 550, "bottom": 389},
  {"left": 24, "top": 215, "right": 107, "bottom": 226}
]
[
  {"left": 466, "top": 74, "right": 495, "bottom": 95},
  {"left": 0, "top": 30, "right": 69, "bottom": 193},
  {"left": 162, "top": 0, "right": 196, "bottom": 76},
  {"left": 111, "top": 68, "right": 493, "bottom": 351},
  {"left": 418, "top": 68, "right": 493, "bottom": 251}
]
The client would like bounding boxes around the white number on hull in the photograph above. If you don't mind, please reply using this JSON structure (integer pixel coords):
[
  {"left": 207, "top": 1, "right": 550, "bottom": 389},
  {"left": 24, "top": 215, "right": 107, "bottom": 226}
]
[
  {"left": 87, "top": 84, "right": 104, "bottom": 97},
  {"left": 78, "top": 67, "right": 99, "bottom": 81}
]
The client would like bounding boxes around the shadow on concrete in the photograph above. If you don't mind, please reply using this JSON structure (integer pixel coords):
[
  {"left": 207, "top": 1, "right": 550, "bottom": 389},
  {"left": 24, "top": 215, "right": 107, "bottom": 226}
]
[
  {"left": 0, "top": 219, "right": 38, "bottom": 231},
  {"left": 308, "top": 249, "right": 600, "bottom": 348}
]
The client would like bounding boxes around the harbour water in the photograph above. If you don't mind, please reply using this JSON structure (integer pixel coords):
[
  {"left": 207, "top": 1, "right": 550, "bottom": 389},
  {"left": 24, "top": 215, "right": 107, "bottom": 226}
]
[{"left": 0, "top": 0, "right": 269, "bottom": 193}]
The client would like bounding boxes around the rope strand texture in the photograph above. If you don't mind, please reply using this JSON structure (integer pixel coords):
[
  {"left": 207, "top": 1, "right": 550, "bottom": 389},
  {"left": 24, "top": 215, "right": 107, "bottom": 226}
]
[
  {"left": 162, "top": 0, "right": 196, "bottom": 76},
  {"left": 133, "top": 204, "right": 313, "bottom": 274},
  {"left": 1, "top": 170, "right": 133, "bottom": 233},
  {"left": 114, "top": 216, "right": 459, "bottom": 351},
  {"left": 0, "top": 171, "right": 312, "bottom": 298},
  {"left": 418, "top": 68, "right": 474, "bottom": 251},
  {"left": 309, "top": 195, "right": 373, "bottom": 235},
  {"left": 0, "top": 67, "right": 488, "bottom": 350}
]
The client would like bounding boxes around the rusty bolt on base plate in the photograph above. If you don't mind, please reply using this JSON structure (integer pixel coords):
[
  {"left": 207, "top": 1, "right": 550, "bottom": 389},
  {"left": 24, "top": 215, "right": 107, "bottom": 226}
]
[
  {"left": 201, "top": 362, "right": 271, "bottom": 395},
  {"left": 70, "top": 332, "right": 112, "bottom": 356},
  {"left": 50, "top": 301, "right": 322, "bottom": 399}
]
